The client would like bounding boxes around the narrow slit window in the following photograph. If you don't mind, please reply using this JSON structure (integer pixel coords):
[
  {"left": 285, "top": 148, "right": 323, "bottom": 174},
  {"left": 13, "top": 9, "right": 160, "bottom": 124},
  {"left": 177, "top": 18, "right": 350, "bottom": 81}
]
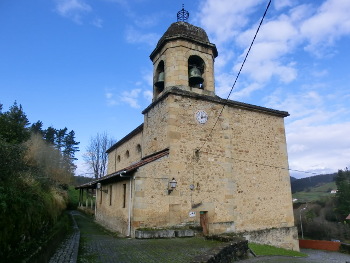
[
  {"left": 109, "top": 185, "right": 112, "bottom": 206},
  {"left": 123, "top": 184, "right": 126, "bottom": 208}
]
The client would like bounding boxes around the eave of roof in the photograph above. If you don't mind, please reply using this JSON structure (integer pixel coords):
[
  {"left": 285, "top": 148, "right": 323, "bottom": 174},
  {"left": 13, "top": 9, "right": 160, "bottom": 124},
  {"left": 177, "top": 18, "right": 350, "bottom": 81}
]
[
  {"left": 142, "top": 86, "right": 289, "bottom": 118},
  {"left": 150, "top": 35, "right": 218, "bottom": 60},
  {"left": 106, "top": 123, "right": 144, "bottom": 153},
  {"left": 75, "top": 148, "right": 169, "bottom": 189}
]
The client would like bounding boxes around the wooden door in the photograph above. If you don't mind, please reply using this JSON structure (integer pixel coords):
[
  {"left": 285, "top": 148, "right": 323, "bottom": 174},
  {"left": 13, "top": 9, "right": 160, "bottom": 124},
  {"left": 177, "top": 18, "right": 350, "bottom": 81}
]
[{"left": 200, "top": 211, "right": 208, "bottom": 236}]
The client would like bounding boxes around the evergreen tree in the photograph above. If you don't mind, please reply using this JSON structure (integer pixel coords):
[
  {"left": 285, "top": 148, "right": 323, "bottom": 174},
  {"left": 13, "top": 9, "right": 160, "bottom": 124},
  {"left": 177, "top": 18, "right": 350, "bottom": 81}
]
[
  {"left": 55, "top": 127, "right": 67, "bottom": 151},
  {"left": 335, "top": 168, "right": 350, "bottom": 220},
  {"left": 30, "top": 120, "right": 44, "bottom": 135},
  {"left": 63, "top": 130, "right": 80, "bottom": 173},
  {"left": 44, "top": 126, "right": 56, "bottom": 145},
  {"left": 0, "top": 102, "right": 30, "bottom": 144}
]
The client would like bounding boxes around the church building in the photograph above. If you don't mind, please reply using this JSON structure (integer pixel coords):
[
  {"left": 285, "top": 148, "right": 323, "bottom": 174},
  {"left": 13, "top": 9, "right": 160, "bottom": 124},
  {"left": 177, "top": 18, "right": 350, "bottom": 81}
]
[{"left": 77, "top": 8, "right": 299, "bottom": 250}]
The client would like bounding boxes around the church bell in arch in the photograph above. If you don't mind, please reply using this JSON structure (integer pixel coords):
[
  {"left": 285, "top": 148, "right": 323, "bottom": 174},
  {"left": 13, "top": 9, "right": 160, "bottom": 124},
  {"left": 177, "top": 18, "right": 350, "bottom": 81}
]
[
  {"left": 189, "top": 65, "right": 204, "bottom": 87},
  {"left": 155, "top": 71, "right": 164, "bottom": 89}
]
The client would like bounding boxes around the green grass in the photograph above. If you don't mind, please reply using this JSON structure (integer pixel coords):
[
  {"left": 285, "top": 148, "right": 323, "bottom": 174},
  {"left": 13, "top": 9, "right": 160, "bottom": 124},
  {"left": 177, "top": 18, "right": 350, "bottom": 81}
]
[
  {"left": 293, "top": 182, "right": 337, "bottom": 203},
  {"left": 67, "top": 185, "right": 79, "bottom": 209},
  {"left": 249, "top": 243, "right": 307, "bottom": 257}
]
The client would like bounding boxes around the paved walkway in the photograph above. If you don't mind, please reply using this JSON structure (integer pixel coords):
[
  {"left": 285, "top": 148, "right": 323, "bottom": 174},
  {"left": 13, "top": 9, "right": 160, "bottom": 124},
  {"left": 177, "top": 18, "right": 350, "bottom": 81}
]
[
  {"left": 48, "top": 211, "right": 80, "bottom": 263},
  {"left": 74, "top": 211, "right": 222, "bottom": 263},
  {"left": 49, "top": 210, "right": 350, "bottom": 263}
]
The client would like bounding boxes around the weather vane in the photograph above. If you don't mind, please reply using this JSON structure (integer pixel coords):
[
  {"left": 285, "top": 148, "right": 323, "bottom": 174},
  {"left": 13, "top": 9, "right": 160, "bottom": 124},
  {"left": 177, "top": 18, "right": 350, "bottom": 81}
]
[{"left": 177, "top": 4, "right": 189, "bottom": 22}]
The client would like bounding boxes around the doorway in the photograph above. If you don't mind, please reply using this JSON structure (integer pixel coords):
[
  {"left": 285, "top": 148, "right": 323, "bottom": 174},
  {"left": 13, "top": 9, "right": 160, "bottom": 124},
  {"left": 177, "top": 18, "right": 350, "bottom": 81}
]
[{"left": 200, "top": 211, "right": 209, "bottom": 236}]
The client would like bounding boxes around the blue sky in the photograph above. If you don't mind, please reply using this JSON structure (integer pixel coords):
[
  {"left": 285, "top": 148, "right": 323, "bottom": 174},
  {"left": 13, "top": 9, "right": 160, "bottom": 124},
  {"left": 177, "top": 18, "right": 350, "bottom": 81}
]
[{"left": 1, "top": 0, "right": 350, "bottom": 178}]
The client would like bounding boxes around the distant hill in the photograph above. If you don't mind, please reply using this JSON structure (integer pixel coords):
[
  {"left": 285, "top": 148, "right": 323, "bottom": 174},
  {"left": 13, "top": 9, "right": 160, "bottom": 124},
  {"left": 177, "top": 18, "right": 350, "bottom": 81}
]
[
  {"left": 291, "top": 173, "right": 337, "bottom": 193},
  {"left": 290, "top": 176, "right": 298, "bottom": 182},
  {"left": 292, "top": 181, "right": 337, "bottom": 203}
]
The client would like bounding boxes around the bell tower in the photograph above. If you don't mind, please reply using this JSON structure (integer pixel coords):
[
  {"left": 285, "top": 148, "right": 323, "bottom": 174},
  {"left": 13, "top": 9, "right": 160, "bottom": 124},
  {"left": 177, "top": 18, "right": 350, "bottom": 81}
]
[{"left": 150, "top": 6, "right": 218, "bottom": 101}]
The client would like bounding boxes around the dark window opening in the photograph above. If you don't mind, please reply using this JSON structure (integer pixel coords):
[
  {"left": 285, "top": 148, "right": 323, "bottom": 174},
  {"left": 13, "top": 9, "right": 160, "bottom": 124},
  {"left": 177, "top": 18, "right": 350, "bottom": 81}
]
[
  {"left": 154, "top": 61, "right": 165, "bottom": 96},
  {"left": 123, "top": 184, "right": 127, "bottom": 208},
  {"left": 109, "top": 185, "right": 112, "bottom": 206},
  {"left": 188, "top": 55, "right": 205, "bottom": 89}
]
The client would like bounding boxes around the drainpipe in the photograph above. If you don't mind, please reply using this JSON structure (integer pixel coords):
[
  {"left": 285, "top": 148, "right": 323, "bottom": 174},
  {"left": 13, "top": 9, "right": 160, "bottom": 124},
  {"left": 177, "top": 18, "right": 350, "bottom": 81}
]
[
  {"left": 95, "top": 184, "right": 98, "bottom": 215},
  {"left": 120, "top": 171, "right": 132, "bottom": 237}
]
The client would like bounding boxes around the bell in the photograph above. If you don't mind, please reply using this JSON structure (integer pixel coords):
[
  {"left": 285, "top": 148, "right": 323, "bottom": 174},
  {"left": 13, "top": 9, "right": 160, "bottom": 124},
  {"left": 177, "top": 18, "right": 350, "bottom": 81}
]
[
  {"left": 189, "top": 66, "right": 204, "bottom": 86},
  {"left": 155, "top": 71, "right": 164, "bottom": 88}
]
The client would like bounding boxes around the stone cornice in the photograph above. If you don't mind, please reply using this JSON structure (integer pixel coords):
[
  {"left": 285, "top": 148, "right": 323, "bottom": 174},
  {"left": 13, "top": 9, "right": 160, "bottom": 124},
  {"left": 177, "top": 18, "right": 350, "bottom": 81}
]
[{"left": 142, "top": 86, "right": 289, "bottom": 118}]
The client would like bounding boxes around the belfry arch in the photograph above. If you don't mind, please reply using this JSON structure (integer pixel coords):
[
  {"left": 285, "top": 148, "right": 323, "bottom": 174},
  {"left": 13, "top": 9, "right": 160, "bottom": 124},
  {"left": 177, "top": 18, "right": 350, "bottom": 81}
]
[
  {"left": 188, "top": 55, "right": 205, "bottom": 89},
  {"left": 154, "top": 60, "right": 165, "bottom": 98}
]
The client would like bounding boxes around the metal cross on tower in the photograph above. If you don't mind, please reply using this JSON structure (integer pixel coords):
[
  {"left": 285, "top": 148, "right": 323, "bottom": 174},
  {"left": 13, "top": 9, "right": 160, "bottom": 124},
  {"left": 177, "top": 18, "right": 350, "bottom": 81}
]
[{"left": 177, "top": 4, "right": 189, "bottom": 22}]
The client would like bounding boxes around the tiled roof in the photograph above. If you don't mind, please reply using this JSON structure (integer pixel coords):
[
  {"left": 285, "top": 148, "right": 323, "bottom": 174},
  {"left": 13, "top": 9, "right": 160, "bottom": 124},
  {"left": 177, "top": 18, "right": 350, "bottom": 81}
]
[{"left": 75, "top": 148, "right": 169, "bottom": 189}]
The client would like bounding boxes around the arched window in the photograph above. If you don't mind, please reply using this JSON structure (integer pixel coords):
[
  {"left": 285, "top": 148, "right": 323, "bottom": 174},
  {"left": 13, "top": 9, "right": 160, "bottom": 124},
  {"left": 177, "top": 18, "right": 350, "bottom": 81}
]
[
  {"left": 154, "top": 60, "right": 165, "bottom": 96},
  {"left": 188, "top": 55, "right": 205, "bottom": 89},
  {"left": 117, "top": 155, "right": 121, "bottom": 162},
  {"left": 136, "top": 144, "right": 141, "bottom": 154},
  {"left": 125, "top": 150, "right": 130, "bottom": 158}
]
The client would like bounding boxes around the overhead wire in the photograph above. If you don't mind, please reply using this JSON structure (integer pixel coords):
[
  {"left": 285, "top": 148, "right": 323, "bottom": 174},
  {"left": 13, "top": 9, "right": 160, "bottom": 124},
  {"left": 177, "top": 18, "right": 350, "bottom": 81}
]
[
  {"left": 203, "top": 151, "right": 319, "bottom": 175},
  {"left": 195, "top": 0, "right": 319, "bottom": 176},
  {"left": 198, "top": 0, "right": 272, "bottom": 152}
]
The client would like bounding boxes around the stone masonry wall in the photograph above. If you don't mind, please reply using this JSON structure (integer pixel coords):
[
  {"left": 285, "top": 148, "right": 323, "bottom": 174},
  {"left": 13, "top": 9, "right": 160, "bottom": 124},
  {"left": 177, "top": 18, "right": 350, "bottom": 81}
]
[
  {"left": 107, "top": 130, "right": 142, "bottom": 175},
  {"left": 95, "top": 178, "right": 131, "bottom": 236},
  {"left": 103, "top": 88, "right": 297, "bottom": 250},
  {"left": 164, "top": 92, "right": 297, "bottom": 250},
  {"left": 131, "top": 155, "right": 170, "bottom": 231},
  {"left": 142, "top": 99, "right": 169, "bottom": 157},
  {"left": 242, "top": 226, "right": 299, "bottom": 251}
]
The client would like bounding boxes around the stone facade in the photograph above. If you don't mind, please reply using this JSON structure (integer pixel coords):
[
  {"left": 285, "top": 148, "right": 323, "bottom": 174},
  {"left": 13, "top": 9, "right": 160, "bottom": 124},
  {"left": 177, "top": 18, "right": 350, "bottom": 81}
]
[{"left": 87, "top": 21, "right": 299, "bottom": 251}]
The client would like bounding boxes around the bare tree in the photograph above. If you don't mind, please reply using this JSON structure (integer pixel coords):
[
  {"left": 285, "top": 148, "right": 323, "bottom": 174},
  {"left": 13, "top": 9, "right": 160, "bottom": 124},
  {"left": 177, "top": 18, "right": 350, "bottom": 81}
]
[{"left": 83, "top": 132, "right": 115, "bottom": 179}]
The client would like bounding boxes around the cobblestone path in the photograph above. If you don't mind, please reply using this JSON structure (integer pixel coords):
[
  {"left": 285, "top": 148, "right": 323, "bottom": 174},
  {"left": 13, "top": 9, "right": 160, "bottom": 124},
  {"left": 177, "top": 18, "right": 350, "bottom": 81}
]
[
  {"left": 49, "top": 211, "right": 80, "bottom": 263},
  {"left": 49, "top": 210, "right": 350, "bottom": 263},
  {"left": 74, "top": 211, "right": 222, "bottom": 263}
]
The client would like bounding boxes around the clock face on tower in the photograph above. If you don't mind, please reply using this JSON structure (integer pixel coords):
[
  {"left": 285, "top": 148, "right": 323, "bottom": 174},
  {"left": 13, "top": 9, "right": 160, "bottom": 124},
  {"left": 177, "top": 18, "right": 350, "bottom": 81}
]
[{"left": 195, "top": 110, "right": 208, "bottom": 124}]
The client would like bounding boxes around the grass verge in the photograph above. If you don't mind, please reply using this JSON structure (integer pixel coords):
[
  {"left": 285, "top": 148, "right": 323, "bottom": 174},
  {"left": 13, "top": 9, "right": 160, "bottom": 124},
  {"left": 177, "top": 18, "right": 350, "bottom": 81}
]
[
  {"left": 249, "top": 243, "right": 307, "bottom": 257},
  {"left": 67, "top": 185, "right": 79, "bottom": 209}
]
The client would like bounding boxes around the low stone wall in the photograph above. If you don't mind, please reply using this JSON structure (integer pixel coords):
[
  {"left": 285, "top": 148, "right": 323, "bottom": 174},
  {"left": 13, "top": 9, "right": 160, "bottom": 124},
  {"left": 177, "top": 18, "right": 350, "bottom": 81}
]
[
  {"left": 191, "top": 236, "right": 248, "bottom": 263},
  {"left": 340, "top": 243, "right": 350, "bottom": 254},
  {"left": 241, "top": 226, "right": 299, "bottom": 251},
  {"left": 299, "top": 239, "right": 341, "bottom": 251},
  {"left": 135, "top": 229, "right": 194, "bottom": 239}
]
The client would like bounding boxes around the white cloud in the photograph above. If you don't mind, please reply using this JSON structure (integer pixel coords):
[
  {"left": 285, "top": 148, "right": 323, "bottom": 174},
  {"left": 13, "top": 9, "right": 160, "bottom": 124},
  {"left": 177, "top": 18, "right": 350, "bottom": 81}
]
[
  {"left": 143, "top": 90, "right": 153, "bottom": 102},
  {"left": 125, "top": 26, "right": 160, "bottom": 47},
  {"left": 196, "top": 0, "right": 265, "bottom": 45},
  {"left": 92, "top": 18, "right": 103, "bottom": 28},
  {"left": 54, "top": 0, "right": 92, "bottom": 24},
  {"left": 301, "top": 0, "right": 350, "bottom": 56},
  {"left": 196, "top": 0, "right": 350, "bottom": 103},
  {"left": 229, "top": 82, "right": 263, "bottom": 101},
  {"left": 120, "top": 88, "right": 141, "bottom": 108},
  {"left": 105, "top": 89, "right": 118, "bottom": 106},
  {"left": 287, "top": 122, "right": 350, "bottom": 175},
  {"left": 273, "top": 0, "right": 294, "bottom": 10}
]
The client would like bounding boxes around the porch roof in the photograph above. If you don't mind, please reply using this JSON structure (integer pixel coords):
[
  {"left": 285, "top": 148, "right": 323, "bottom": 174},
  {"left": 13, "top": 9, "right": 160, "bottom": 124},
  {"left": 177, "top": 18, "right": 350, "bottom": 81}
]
[{"left": 75, "top": 148, "right": 169, "bottom": 189}]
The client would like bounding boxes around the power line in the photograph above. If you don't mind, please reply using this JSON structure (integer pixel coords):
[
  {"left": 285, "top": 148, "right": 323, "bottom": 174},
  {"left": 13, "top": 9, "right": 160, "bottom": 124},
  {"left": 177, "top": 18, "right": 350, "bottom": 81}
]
[
  {"left": 202, "top": 150, "right": 319, "bottom": 175},
  {"left": 194, "top": 0, "right": 319, "bottom": 177},
  {"left": 198, "top": 0, "right": 272, "bottom": 152}
]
